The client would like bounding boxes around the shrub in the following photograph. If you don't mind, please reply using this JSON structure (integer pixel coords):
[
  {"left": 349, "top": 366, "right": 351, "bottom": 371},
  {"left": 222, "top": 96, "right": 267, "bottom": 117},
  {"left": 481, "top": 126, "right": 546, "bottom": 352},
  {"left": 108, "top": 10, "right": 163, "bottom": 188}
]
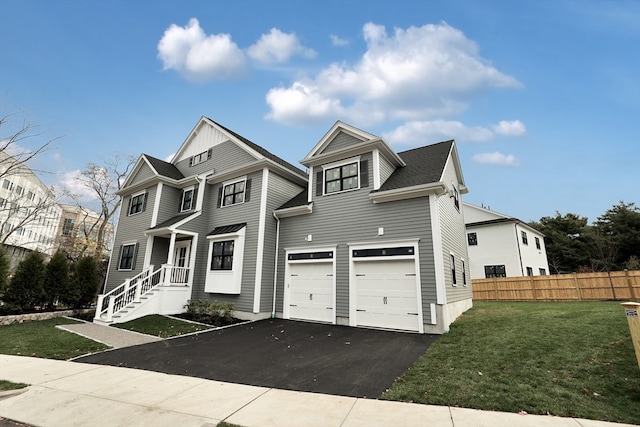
[
  {"left": 184, "top": 299, "right": 234, "bottom": 326},
  {"left": 44, "top": 251, "right": 69, "bottom": 310},
  {"left": 3, "top": 251, "right": 46, "bottom": 311}
]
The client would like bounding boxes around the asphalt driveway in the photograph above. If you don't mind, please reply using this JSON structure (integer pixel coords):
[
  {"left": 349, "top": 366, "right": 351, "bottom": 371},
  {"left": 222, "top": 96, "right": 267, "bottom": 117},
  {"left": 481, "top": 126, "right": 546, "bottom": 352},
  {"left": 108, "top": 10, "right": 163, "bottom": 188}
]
[{"left": 75, "top": 319, "right": 438, "bottom": 398}]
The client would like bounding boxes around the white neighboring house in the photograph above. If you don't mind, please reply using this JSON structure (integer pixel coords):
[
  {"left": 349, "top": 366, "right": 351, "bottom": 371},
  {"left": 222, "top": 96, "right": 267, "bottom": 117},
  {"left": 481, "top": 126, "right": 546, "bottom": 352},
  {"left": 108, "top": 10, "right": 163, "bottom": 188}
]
[
  {"left": 0, "top": 151, "right": 61, "bottom": 269},
  {"left": 463, "top": 202, "right": 549, "bottom": 279}
]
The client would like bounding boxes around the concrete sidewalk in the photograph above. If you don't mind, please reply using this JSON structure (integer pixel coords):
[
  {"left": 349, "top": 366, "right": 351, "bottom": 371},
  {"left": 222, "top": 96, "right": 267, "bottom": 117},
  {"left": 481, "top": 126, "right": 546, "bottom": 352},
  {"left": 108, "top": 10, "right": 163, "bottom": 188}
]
[{"left": 0, "top": 355, "right": 633, "bottom": 427}]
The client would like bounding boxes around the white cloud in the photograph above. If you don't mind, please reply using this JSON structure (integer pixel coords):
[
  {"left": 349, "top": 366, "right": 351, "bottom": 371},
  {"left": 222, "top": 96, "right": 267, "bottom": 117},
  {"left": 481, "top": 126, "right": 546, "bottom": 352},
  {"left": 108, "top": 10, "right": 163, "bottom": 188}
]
[
  {"left": 492, "top": 120, "right": 526, "bottom": 136},
  {"left": 157, "top": 18, "right": 246, "bottom": 80},
  {"left": 247, "top": 28, "right": 316, "bottom": 65},
  {"left": 384, "top": 120, "right": 494, "bottom": 145},
  {"left": 266, "top": 21, "right": 522, "bottom": 125},
  {"left": 265, "top": 81, "right": 347, "bottom": 126},
  {"left": 330, "top": 35, "right": 349, "bottom": 46},
  {"left": 473, "top": 152, "right": 519, "bottom": 166},
  {"left": 58, "top": 170, "right": 99, "bottom": 201}
]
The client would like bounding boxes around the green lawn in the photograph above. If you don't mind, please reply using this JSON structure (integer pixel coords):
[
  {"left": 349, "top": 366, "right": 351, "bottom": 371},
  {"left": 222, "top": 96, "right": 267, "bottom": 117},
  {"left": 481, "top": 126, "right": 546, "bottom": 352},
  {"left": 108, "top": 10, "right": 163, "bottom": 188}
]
[
  {"left": 0, "top": 318, "right": 109, "bottom": 360},
  {"left": 111, "top": 314, "right": 213, "bottom": 338},
  {"left": 382, "top": 301, "right": 640, "bottom": 425},
  {"left": 0, "top": 380, "right": 28, "bottom": 391}
]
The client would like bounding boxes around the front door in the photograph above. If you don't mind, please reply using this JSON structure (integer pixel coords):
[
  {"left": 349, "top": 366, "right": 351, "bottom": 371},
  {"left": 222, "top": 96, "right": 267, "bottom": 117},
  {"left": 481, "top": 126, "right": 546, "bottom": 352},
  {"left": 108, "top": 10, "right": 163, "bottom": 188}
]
[{"left": 171, "top": 241, "right": 191, "bottom": 284}]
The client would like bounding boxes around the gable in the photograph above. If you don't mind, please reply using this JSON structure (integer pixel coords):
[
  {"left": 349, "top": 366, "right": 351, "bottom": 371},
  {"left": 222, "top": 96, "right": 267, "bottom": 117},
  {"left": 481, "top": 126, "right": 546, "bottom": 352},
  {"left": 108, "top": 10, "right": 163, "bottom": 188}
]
[
  {"left": 127, "top": 160, "right": 156, "bottom": 186},
  {"left": 319, "top": 131, "right": 367, "bottom": 155},
  {"left": 172, "top": 119, "right": 248, "bottom": 165},
  {"left": 463, "top": 203, "right": 511, "bottom": 224}
]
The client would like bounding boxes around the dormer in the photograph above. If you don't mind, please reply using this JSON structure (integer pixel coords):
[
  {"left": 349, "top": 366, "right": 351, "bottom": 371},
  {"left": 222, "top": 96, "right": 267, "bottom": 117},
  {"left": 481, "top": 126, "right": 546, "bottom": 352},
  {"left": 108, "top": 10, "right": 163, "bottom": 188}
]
[{"left": 300, "top": 121, "right": 405, "bottom": 203}]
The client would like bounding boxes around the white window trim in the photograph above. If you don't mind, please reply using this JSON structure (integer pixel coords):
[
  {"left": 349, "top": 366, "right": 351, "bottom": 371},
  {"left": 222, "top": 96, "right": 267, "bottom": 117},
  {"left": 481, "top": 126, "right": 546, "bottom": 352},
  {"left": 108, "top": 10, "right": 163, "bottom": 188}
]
[
  {"left": 128, "top": 191, "right": 146, "bottom": 216},
  {"left": 118, "top": 241, "right": 137, "bottom": 271},
  {"left": 180, "top": 186, "right": 195, "bottom": 212},
  {"left": 205, "top": 227, "right": 245, "bottom": 294},
  {"left": 221, "top": 176, "right": 247, "bottom": 208},
  {"left": 322, "top": 156, "right": 361, "bottom": 196}
]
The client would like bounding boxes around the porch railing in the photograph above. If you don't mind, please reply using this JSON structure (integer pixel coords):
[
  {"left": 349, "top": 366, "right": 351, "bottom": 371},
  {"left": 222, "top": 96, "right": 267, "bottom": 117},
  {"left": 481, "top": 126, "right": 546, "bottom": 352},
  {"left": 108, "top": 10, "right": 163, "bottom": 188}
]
[{"left": 94, "top": 264, "right": 189, "bottom": 323}]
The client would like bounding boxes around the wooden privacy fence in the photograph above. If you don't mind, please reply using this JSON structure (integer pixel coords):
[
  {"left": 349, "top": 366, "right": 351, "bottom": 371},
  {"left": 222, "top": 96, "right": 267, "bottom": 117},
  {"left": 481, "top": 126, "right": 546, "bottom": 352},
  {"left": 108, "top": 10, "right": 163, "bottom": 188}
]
[{"left": 472, "top": 270, "right": 640, "bottom": 302}]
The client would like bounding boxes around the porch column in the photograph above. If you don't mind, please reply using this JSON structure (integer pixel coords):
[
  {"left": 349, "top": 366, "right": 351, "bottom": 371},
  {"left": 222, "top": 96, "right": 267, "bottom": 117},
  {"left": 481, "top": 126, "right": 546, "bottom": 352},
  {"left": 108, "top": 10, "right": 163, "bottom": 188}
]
[{"left": 167, "top": 232, "right": 177, "bottom": 265}]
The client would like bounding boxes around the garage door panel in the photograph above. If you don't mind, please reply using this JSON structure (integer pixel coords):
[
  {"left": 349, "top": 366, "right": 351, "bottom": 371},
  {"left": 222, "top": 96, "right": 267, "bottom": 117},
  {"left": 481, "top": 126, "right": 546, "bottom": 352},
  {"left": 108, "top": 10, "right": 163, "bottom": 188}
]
[
  {"left": 288, "top": 262, "right": 334, "bottom": 323},
  {"left": 354, "top": 259, "right": 420, "bottom": 332}
]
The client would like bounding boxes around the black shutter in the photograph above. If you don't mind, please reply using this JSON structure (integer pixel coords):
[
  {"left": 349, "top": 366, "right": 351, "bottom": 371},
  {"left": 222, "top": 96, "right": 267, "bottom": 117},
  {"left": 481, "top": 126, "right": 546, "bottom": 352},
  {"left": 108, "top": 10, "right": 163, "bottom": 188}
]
[
  {"left": 117, "top": 244, "right": 124, "bottom": 269},
  {"left": 315, "top": 170, "right": 323, "bottom": 196},
  {"left": 217, "top": 187, "right": 223, "bottom": 208},
  {"left": 131, "top": 243, "right": 139, "bottom": 270},
  {"left": 207, "top": 148, "right": 213, "bottom": 160},
  {"left": 191, "top": 186, "right": 198, "bottom": 209},
  {"left": 126, "top": 197, "right": 132, "bottom": 217},
  {"left": 179, "top": 190, "right": 185, "bottom": 212},
  {"left": 244, "top": 179, "right": 251, "bottom": 202},
  {"left": 142, "top": 193, "right": 148, "bottom": 212},
  {"left": 360, "top": 160, "right": 369, "bottom": 188},
  {"left": 188, "top": 156, "right": 193, "bottom": 167}
]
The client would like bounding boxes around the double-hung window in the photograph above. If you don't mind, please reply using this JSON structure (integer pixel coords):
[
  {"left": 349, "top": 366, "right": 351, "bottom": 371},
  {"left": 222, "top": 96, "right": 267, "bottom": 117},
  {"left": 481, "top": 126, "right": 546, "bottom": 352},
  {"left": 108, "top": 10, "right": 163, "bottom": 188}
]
[
  {"left": 535, "top": 237, "right": 541, "bottom": 250},
  {"left": 128, "top": 192, "right": 146, "bottom": 216},
  {"left": 485, "top": 265, "right": 506, "bottom": 278},
  {"left": 521, "top": 231, "right": 528, "bottom": 245},
  {"left": 450, "top": 253, "right": 457, "bottom": 286},
  {"left": 118, "top": 243, "right": 137, "bottom": 270},
  {"left": 467, "top": 232, "right": 477, "bottom": 246},
  {"left": 223, "top": 180, "right": 246, "bottom": 206},
  {"left": 181, "top": 187, "right": 194, "bottom": 212},
  {"left": 210, "top": 240, "right": 234, "bottom": 270},
  {"left": 325, "top": 162, "right": 358, "bottom": 194}
]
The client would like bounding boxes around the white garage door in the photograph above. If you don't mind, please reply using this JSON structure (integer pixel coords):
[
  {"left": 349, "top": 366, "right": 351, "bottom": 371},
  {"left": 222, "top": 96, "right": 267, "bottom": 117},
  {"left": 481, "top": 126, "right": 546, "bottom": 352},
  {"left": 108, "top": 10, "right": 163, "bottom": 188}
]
[
  {"left": 288, "top": 262, "right": 334, "bottom": 323},
  {"left": 354, "top": 259, "right": 420, "bottom": 332}
]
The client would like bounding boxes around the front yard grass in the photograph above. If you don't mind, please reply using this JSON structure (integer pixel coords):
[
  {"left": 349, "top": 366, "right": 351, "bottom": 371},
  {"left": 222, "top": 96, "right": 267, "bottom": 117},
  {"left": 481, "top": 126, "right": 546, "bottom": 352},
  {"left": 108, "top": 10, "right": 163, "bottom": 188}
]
[
  {"left": 111, "top": 314, "right": 213, "bottom": 338},
  {"left": 0, "top": 318, "right": 109, "bottom": 360},
  {"left": 0, "top": 380, "right": 28, "bottom": 391},
  {"left": 382, "top": 301, "right": 640, "bottom": 425}
]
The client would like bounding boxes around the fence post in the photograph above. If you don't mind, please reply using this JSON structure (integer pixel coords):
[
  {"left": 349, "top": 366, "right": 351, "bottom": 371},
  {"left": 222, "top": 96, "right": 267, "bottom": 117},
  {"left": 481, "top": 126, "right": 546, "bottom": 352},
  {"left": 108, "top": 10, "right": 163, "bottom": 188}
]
[
  {"left": 625, "top": 270, "right": 637, "bottom": 300},
  {"left": 494, "top": 277, "right": 499, "bottom": 301},
  {"left": 608, "top": 271, "right": 617, "bottom": 300},
  {"left": 530, "top": 276, "right": 537, "bottom": 301},
  {"left": 94, "top": 295, "right": 104, "bottom": 320},
  {"left": 573, "top": 273, "right": 582, "bottom": 301},
  {"left": 621, "top": 302, "right": 640, "bottom": 370}
]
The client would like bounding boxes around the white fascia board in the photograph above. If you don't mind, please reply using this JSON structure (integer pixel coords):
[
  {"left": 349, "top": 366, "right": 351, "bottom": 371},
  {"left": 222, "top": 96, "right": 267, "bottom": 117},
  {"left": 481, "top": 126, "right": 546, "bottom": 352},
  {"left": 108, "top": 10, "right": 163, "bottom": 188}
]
[
  {"left": 273, "top": 203, "right": 313, "bottom": 219},
  {"left": 301, "top": 139, "right": 405, "bottom": 169},
  {"left": 207, "top": 159, "right": 307, "bottom": 187},
  {"left": 117, "top": 174, "right": 201, "bottom": 197},
  {"left": 430, "top": 195, "right": 446, "bottom": 305},
  {"left": 369, "top": 182, "right": 447, "bottom": 204}
]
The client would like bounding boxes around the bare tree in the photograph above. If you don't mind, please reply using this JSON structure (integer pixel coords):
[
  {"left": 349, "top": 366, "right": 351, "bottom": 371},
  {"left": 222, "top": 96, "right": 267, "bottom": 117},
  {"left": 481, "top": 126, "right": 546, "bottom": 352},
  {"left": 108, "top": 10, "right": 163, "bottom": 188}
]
[
  {"left": 0, "top": 112, "right": 62, "bottom": 180},
  {"left": 65, "top": 154, "right": 136, "bottom": 258},
  {"left": 0, "top": 111, "right": 62, "bottom": 253}
]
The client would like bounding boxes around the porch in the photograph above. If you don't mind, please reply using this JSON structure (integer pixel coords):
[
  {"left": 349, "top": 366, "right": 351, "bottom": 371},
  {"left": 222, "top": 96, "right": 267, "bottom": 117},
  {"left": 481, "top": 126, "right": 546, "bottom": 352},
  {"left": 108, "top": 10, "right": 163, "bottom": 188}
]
[{"left": 94, "top": 264, "right": 192, "bottom": 325}]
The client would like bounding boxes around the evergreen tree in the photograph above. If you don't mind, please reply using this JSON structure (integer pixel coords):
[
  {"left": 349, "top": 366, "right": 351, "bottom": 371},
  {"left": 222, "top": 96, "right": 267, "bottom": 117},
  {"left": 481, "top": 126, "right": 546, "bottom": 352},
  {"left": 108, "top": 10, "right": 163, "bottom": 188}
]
[
  {"left": 44, "top": 251, "right": 69, "bottom": 310},
  {"left": 74, "top": 256, "right": 98, "bottom": 308},
  {"left": 4, "top": 251, "right": 46, "bottom": 311},
  {"left": 0, "top": 245, "right": 10, "bottom": 299},
  {"left": 591, "top": 201, "right": 640, "bottom": 270}
]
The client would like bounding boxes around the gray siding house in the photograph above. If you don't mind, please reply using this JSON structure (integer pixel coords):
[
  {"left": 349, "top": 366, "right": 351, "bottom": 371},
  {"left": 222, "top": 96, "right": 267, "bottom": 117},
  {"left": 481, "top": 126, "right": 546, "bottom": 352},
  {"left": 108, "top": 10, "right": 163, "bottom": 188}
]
[{"left": 97, "top": 117, "right": 471, "bottom": 334}]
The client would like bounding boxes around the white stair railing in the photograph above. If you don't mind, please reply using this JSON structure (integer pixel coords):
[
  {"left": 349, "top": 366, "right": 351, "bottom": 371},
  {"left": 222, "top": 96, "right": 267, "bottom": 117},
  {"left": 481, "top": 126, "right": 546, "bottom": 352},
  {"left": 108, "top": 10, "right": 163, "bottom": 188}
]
[{"left": 94, "top": 264, "right": 190, "bottom": 323}]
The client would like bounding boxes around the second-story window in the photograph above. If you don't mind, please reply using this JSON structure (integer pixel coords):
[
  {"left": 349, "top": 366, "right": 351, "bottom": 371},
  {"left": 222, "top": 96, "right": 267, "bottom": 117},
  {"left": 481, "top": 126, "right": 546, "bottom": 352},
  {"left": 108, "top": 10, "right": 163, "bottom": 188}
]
[
  {"left": 181, "top": 188, "right": 194, "bottom": 211},
  {"left": 128, "top": 192, "right": 147, "bottom": 216},
  {"left": 521, "top": 231, "right": 528, "bottom": 245},
  {"left": 223, "top": 180, "right": 245, "bottom": 206},
  {"left": 325, "top": 162, "right": 358, "bottom": 194}
]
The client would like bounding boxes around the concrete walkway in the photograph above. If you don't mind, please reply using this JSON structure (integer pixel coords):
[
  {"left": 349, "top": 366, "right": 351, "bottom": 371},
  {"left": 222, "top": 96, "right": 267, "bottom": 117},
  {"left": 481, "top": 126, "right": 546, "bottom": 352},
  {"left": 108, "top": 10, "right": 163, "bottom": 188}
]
[
  {"left": 0, "top": 355, "right": 634, "bottom": 427},
  {"left": 55, "top": 321, "right": 162, "bottom": 348}
]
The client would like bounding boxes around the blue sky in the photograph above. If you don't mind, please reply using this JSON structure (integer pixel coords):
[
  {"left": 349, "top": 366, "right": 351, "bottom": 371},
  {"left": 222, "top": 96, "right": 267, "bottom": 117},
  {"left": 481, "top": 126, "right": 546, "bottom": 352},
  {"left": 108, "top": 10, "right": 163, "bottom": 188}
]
[{"left": 1, "top": 0, "right": 638, "bottom": 223}]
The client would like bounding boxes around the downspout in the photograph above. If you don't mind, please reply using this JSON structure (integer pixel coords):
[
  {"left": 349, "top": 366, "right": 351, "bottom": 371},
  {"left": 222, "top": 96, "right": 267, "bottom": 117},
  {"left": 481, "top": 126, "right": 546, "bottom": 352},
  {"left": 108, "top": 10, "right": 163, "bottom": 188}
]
[{"left": 271, "top": 211, "right": 281, "bottom": 318}]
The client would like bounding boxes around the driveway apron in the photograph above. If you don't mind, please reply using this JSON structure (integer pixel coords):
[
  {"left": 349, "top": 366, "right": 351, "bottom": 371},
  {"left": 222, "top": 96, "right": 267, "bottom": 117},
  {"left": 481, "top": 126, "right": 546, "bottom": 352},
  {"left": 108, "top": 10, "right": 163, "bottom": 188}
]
[{"left": 74, "top": 319, "right": 438, "bottom": 398}]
